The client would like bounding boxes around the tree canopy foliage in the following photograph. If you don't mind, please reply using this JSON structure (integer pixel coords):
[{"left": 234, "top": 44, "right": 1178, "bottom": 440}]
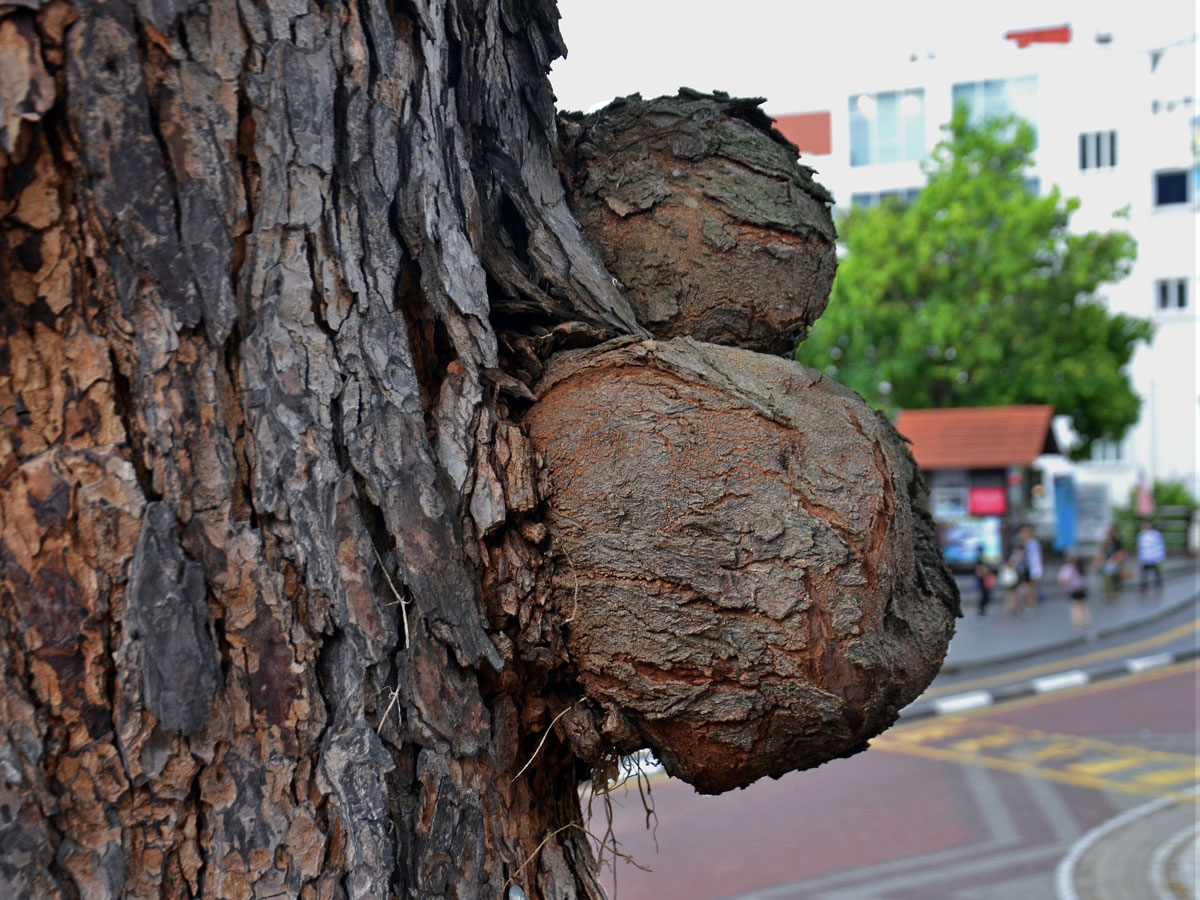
[{"left": 797, "top": 107, "right": 1152, "bottom": 459}]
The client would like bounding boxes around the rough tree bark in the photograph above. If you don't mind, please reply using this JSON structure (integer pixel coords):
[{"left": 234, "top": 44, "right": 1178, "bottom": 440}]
[{"left": 0, "top": 1, "right": 958, "bottom": 898}]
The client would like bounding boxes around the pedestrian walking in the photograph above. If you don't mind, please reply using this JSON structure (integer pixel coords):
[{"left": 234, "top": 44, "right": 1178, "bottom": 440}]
[
  {"left": 1004, "top": 525, "right": 1042, "bottom": 615},
  {"left": 973, "top": 549, "right": 996, "bottom": 616},
  {"left": 1001, "top": 544, "right": 1023, "bottom": 616},
  {"left": 1137, "top": 519, "right": 1166, "bottom": 599},
  {"left": 1057, "top": 553, "right": 1091, "bottom": 633},
  {"left": 1017, "top": 525, "right": 1042, "bottom": 611},
  {"left": 1094, "top": 525, "right": 1125, "bottom": 602}
]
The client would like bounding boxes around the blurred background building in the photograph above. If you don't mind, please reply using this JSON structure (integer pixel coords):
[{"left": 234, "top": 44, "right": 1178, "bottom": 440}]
[
  {"left": 772, "top": 20, "right": 1197, "bottom": 535},
  {"left": 895, "top": 405, "right": 1060, "bottom": 562}
]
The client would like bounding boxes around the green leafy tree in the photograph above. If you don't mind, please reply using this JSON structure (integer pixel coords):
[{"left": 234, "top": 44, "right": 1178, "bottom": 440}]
[{"left": 799, "top": 106, "right": 1152, "bottom": 459}]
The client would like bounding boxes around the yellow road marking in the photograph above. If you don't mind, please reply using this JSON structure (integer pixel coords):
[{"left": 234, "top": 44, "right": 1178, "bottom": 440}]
[
  {"left": 946, "top": 732, "right": 1024, "bottom": 754},
  {"left": 1066, "top": 757, "right": 1145, "bottom": 777},
  {"left": 1023, "top": 740, "right": 1092, "bottom": 763},
  {"left": 1135, "top": 767, "right": 1200, "bottom": 789},
  {"left": 889, "top": 718, "right": 972, "bottom": 744},
  {"left": 874, "top": 661, "right": 1199, "bottom": 799},
  {"left": 874, "top": 738, "right": 1197, "bottom": 800},
  {"left": 923, "top": 617, "right": 1200, "bottom": 700}
]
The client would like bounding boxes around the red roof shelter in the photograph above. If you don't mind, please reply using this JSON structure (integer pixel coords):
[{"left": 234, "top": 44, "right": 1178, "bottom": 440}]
[
  {"left": 772, "top": 112, "right": 832, "bottom": 156},
  {"left": 895, "top": 405, "right": 1060, "bottom": 471}
]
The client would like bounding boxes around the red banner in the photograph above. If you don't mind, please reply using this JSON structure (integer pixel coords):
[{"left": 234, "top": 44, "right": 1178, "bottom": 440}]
[{"left": 969, "top": 487, "right": 1007, "bottom": 516}]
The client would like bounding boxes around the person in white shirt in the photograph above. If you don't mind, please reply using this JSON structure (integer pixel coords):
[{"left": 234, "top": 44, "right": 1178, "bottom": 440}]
[
  {"left": 1137, "top": 519, "right": 1166, "bottom": 598},
  {"left": 1005, "top": 525, "right": 1043, "bottom": 614}
]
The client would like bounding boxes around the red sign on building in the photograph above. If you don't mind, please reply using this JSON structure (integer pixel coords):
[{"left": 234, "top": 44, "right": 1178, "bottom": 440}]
[{"left": 969, "top": 487, "right": 1008, "bottom": 516}]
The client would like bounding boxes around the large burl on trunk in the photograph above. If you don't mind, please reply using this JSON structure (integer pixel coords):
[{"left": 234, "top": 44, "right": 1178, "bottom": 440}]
[{"left": 524, "top": 338, "right": 957, "bottom": 793}]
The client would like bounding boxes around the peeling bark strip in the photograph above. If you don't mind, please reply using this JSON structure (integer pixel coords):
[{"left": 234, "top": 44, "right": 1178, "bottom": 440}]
[
  {"left": 0, "top": 12, "right": 55, "bottom": 152},
  {"left": 525, "top": 338, "right": 959, "bottom": 793},
  {"left": 560, "top": 90, "right": 837, "bottom": 356},
  {"left": 1, "top": 0, "right": 957, "bottom": 894}
]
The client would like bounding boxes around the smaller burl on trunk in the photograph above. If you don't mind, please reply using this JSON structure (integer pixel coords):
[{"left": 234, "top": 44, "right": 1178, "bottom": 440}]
[{"left": 559, "top": 90, "right": 837, "bottom": 356}]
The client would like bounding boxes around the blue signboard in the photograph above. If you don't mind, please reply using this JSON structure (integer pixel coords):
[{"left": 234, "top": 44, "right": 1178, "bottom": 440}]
[{"left": 1053, "top": 474, "right": 1077, "bottom": 552}]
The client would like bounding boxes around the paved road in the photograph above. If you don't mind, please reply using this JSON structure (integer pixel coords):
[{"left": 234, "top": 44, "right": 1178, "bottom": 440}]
[{"left": 589, "top": 661, "right": 1198, "bottom": 899}]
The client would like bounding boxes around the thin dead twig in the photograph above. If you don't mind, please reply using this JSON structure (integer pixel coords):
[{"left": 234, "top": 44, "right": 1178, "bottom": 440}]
[
  {"left": 377, "top": 685, "right": 401, "bottom": 735},
  {"left": 372, "top": 543, "right": 411, "bottom": 649},
  {"left": 511, "top": 705, "right": 573, "bottom": 784},
  {"left": 503, "top": 819, "right": 650, "bottom": 894},
  {"left": 504, "top": 823, "right": 581, "bottom": 889},
  {"left": 577, "top": 752, "right": 658, "bottom": 896},
  {"left": 560, "top": 541, "right": 580, "bottom": 623}
]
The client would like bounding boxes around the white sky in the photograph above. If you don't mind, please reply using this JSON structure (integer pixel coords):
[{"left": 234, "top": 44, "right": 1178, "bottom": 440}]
[{"left": 550, "top": 0, "right": 1196, "bottom": 115}]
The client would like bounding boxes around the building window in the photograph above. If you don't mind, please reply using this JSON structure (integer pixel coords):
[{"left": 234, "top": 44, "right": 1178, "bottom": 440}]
[
  {"left": 931, "top": 485, "right": 968, "bottom": 519},
  {"left": 1079, "top": 130, "right": 1117, "bottom": 169},
  {"left": 848, "top": 89, "right": 925, "bottom": 166},
  {"left": 1090, "top": 440, "right": 1124, "bottom": 462},
  {"left": 1156, "top": 278, "right": 1189, "bottom": 311},
  {"left": 952, "top": 75, "right": 1038, "bottom": 135},
  {"left": 1155, "top": 169, "right": 1190, "bottom": 205},
  {"left": 849, "top": 187, "right": 921, "bottom": 208}
]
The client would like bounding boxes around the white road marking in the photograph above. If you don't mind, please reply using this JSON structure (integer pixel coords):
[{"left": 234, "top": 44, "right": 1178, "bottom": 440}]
[
  {"left": 933, "top": 690, "right": 994, "bottom": 714},
  {"left": 1127, "top": 652, "right": 1176, "bottom": 674},
  {"left": 1054, "top": 786, "right": 1200, "bottom": 900},
  {"left": 1149, "top": 819, "right": 1200, "bottom": 900},
  {"left": 1031, "top": 670, "right": 1090, "bottom": 693}
]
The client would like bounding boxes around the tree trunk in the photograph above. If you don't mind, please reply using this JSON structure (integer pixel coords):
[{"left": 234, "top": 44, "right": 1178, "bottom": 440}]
[
  {"left": 0, "top": 3, "right": 959, "bottom": 898},
  {"left": 0, "top": 0, "right": 639, "bottom": 896}
]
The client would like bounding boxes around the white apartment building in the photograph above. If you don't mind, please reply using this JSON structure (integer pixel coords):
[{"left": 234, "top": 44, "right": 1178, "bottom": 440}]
[{"left": 774, "top": 21, "right": 1198, "bottom": 511}]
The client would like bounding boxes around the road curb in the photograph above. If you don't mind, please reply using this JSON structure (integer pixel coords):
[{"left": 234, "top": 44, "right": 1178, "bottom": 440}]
[{"left": 899, "top": 645, "right": 1200, "bottom": 722}]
